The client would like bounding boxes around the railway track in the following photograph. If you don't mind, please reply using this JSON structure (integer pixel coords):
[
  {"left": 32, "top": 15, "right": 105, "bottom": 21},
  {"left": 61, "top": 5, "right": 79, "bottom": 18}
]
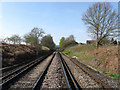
[
  {"left": 61, "top": 52, "right": 118, "bottom": 89},
  {"left": 58, "top": 52, "right": 81, "bottom": 89},
  {"left": 32, "top": 51, "right": 81, "bottom": 89},
  {"left": 0, "top": 54, "right": 49, "bottom": 79},
  {"left": 0, "top": 51, "right": 81, "bottom": 89},
  {"left": 0, "top": 52, "right": 53, "bottom": 90},
  {"left": 1, "top": 58, "right": 37, "bottom": 78},
  {"left": 0, "top": 54, "right": 50, "bottom": 83},
  {"left": 1, "top": 51, "right": 118, "bottom": 89},
  {"left": 0, "top": 59, "right": 33, "bottom": 73}
]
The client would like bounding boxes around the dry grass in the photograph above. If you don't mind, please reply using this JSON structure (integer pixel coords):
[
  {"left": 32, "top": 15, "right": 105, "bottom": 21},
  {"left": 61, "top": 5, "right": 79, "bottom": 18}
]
[
  {"left": 63, "top": 45, "right": 96, "bottom": 61},
  {"left": 63, "top": 45, "right": 119, "bottom": 80}
]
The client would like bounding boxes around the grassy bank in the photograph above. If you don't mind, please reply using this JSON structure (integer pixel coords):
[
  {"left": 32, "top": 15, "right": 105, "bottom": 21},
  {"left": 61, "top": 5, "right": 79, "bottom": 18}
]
[
  {"left": 63, "top": 45, "right": 96, "bottom": 61},
  {"left": 62, "top": 45, "right": 119, "bottom": 80}
]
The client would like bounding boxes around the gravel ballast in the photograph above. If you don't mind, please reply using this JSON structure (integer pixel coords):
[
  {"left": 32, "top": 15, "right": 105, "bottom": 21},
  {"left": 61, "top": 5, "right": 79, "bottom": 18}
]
[
  {"left": 72, "top": 57, "right": 119, "bottom": 88},
  {"left": 40, "top": 52, "right": 67, "bottom": 89},
  {"left": 62, "top": 54, "right": 101, "bottom": 88},
  {"left": 8, "top": 54, "right": 54, "bottom": 89},
  {"left": 62, "top": 53, "right": 119, "bottom": 88}
]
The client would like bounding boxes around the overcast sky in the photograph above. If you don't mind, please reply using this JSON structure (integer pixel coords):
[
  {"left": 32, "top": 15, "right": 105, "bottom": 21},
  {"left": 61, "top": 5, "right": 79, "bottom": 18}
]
[{"left": 0, "top": 2, "right": 118, "bottom": 45}]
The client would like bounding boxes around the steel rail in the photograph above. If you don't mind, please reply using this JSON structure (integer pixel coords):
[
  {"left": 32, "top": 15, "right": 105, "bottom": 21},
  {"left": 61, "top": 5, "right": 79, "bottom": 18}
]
[
  {"left": 1, "top": 52, "right": 53, "bottom": 81},
  {"left": 33, "top": 52, "right": 81, "bottom": 89},
  {"left": 59, "top": 53, "right": 71, "bottom": 89},
  {"left": 1, "top": 57, "right": 40, "bottom": 81},
  {"left": 0, "top": 56, "right": 40, "bottom": 73},
  {"left": 61, "top": 52, "right": 111, "bottom": 89},
  {"left": 32, "top": 53, "right": 55, "bottom": 90},
  {"left": 0, "top": 52, "right": 53, "bottom": 90},
  {"left": 59, "top": 52, "right": 81, "bottom": 89},
  {"left": 0, "top": 64, "right": 20, "bottom": 72}
]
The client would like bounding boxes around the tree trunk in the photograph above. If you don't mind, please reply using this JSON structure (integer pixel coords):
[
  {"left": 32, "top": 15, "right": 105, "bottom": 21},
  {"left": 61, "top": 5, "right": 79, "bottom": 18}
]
[
  {"left": 96, "top": 40, "right": 100, "bottom": 49},
  {"left": 96, "top": 42, "right": 99, "bottom": 48},
  {"left": 96, "top": 27, "right": 99, "bottom": 48}
]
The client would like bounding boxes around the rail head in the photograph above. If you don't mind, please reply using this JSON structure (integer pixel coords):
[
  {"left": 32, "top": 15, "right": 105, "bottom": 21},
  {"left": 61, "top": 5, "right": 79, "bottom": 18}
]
[
  {"left": 58, "top": 52, "right": 81, "bottom": 89},
  {"left": 0, "top": 52, "right": 54, "bottom": 90},
  {"left": 32, "top": 53, "right": 56, "bottom": 90},
  {"left": 61, "top": 52, "right": 111, "bottom": 89}
]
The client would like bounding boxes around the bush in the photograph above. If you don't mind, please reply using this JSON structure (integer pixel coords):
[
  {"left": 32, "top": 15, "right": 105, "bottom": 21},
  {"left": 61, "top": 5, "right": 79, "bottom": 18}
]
[{"left": 62, "top": 40, "right": 78, "bottom": 49}]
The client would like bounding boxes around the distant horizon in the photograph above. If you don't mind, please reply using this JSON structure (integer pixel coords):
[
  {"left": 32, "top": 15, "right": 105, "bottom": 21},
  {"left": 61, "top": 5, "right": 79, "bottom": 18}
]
[{"left": 0, "top": 2, "right": 118, "bottom": 45}]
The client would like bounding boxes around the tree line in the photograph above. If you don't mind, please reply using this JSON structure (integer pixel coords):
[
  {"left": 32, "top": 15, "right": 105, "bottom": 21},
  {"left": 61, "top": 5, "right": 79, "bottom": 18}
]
[
  {"left": 2, "top": 27, "right": 55, "bottom": 50},
  {"left": 59, "top": 35, "right": 78, "bottom": 49},
  {"left": 2, "top": 2, "right": 119, "bottom": 50},
  {"left": 59, "top": 2, "right": 118, "bottom": 49}
]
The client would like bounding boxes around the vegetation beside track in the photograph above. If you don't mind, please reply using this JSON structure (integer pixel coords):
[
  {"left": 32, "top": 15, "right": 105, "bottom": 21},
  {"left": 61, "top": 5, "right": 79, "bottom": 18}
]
[
  {"left": 2, "top": 43, "right": 52, "bottom": 67},
  {"left": 63, "top": 45, "right": 96, "bottom": 61},
  {"left": 62, "top": 45, "right": 119, "bottom": 80}
]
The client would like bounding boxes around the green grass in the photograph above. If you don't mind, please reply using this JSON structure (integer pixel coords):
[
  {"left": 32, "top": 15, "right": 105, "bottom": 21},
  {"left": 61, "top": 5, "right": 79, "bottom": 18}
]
[
  {"left": 62, "top": 45, "right": 96, "bottom": 61},
  {"left": 103, "top": 71, "right": 109, "bottom": 74},
  {"left": 67, "top": 45, "right": 96, "bottom": 52},
  {"left": 100, "top": 60, "right": 104, "bottom": 64},
  {"left": 103, "top": 71, "right": 120, "bottom": 80},
  {"left": 109, "top": 74, "right": 120, "bottom": 80}
]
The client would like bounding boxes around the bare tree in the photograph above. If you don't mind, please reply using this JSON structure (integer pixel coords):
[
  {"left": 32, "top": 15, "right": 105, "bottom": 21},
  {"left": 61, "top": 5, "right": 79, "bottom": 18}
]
[
  {"left": 24, "top": 27, "right": 45, "bottom": 46},
  {"left": 10, "top": 35, "right": 22, "bottom": 44},
  {"left": 1, "top": 38, "right": 7, "bottom": 43},
  {"left": 66, "top": 35, "right": 75, "bottom": 41},
  {"left": 31, "top": 27, "right": 44, "bottom": 44},
  {"left": 3, "top": 35, "right": 22, "bottom": 44},
  {"left": 82, "top": 2, "right": 118, "bottom": 48},
  {"left": 7, "top": 37, "right": 11, "bottom": 44}
]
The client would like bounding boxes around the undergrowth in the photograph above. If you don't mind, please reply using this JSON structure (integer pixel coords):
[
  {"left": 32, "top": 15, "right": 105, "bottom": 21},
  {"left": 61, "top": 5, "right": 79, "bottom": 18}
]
[{"left": 103, "top": 71, "right": 120, "bottom": 80}]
